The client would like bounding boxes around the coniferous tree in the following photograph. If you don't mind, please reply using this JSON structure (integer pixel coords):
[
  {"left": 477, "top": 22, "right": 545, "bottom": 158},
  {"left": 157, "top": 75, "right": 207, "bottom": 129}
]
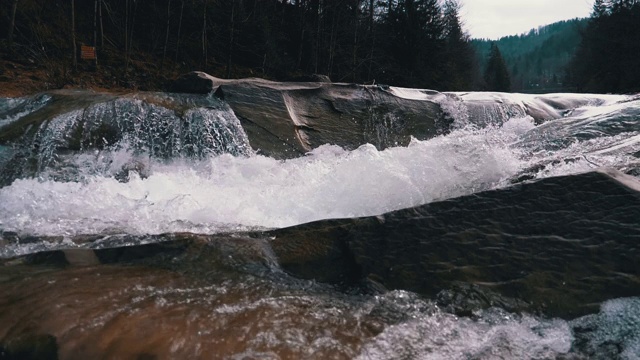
[
  {"left": 379, "top": 0, "right": 445, "bottom": 87},
  {"left": 7, "top": 0, "right": 19, "bottom": 43},
  {"left": 441, "top": 0, "right": 477, "bottom": 90},
  {"left": 1, "top": 0, "right": 482, "bottom": 90},
  {"left": 472, "top": 19, "right": 586, "bottom": 92},
  {"left": 569, "top": 0, "right": 640, "bottom": 93},
  {"left": 592, "top": 0, "right": 611, "bottom": 17},
  {"left": 484, "top": 43, "right": 511, "bottom": 91},
  {"left": 71, "top": 0, "right": 77, "bottom": 69}
]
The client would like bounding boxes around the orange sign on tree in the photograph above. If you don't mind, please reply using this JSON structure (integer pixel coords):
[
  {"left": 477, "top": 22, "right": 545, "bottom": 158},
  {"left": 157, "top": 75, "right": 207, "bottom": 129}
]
[{"left": 80, "top": 45, "right": 96, "bottom": 60}]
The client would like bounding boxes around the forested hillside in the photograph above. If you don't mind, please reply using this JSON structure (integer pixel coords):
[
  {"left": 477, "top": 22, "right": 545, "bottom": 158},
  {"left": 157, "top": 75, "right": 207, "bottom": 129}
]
[
  {"left": 0, "top": 0, "right": 479, "bottom": 93},
  {"left": 472, "top": 19, "right": 587, "bottom": 93},
  {"left": 2, "top": 0, "right": 638, "bottom": 95},
  {"left": 569, "top": 0, "right": 640, "bottom": 93}
]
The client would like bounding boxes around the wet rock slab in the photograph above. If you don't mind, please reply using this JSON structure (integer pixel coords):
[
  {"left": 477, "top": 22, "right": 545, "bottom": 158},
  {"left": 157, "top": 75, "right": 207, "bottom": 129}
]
[
  {"left": 273, "top": 169, "right": 640, "bottom": 318},
  {"left": 1, "top": 170, "right": 639, "bottom": 358},
  {"left": 3, "top": 170, "right": 639, "bottom": 318},
  {"left": 207, "top": 75, "right": 446, "bottom": 158},
  {"left": 0, "top": 237, "right": 382, "bottom": 359},
  {"left": 171, "top": 73, "right": 622, "bottom": 158}
]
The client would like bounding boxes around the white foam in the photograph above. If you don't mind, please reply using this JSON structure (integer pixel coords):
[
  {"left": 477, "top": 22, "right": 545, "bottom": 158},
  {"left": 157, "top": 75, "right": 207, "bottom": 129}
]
[
  {"left": 571, "top": 297, "right": 640, "bottom": 359},
  {"left": 388, "top": 86, "right": 445, "bottom": 101},
  {"left": 0, "top": 120, "right": 531, "bottom": 237},
  {"left": 513, "top": 97, "right": 640, "bottom": 179},
  {"left": 1, "top": 94, "right": 638, "bottom": 239},
  {"left": 356, "top": 292, "right": 573, "bottom": 359},
  {"left": 0, "top": 94, "right": 51, "bottom": 128},
  {"left": 358, "top": 313, "right": 572, "bottom": 359},
  {"left": 454, "top": 92, "right": 626, "bottom": 107}
]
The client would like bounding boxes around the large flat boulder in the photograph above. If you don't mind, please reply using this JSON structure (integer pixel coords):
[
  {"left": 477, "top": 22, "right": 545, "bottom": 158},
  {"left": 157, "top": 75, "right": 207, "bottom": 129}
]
[
  {"left": 261, "top": 170, "right": 640, "bottom": 318},
  {"left": 3, "top": 170, "right": 639, "bottom": 319},
  {"left": 171, "top": 73, "right": 627, "bottom": 158},
  {"left": 210, "top": 77, "right": 446, "bottom": 158},
  {"left": 1, "top": 169, "right": 639, "bottom": 358}
]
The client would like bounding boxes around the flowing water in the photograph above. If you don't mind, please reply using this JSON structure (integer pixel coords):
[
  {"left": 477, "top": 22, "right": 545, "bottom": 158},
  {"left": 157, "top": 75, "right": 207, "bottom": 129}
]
[{"left": 0, "top": 88, "right": 639, "bottom": 359}]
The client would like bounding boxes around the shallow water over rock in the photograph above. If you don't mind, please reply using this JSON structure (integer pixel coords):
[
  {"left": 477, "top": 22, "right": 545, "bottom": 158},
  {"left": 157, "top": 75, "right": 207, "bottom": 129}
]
[
  {"left": 1, "top": 170, "right": 640, "bottom": 358},
  {"left": 1, "top": 79, "right": 640, "bottom": 358}
]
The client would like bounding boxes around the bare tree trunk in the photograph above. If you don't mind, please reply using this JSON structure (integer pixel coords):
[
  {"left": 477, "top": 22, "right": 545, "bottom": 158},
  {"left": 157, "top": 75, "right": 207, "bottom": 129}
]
[
  {"left": 94, "top": 0, "right": 98, "bottom": 46},
  {"left": 367, "top": 0, "right": 375, "bottom": 81},
  {"left": 72, "top": 0, "right": 77, "bottom": 70},
  {"left": 225, "top": 0, "right": 235, "bottom": 78},
  {"left": 125, "top": 0, "right": 129, "bottom": 57},
  {"left": 314, "top": 0, "right": 321, "bottom": 74},
  {"left": 99, "top": 0, "right": 104, "bottom": 48},
  {"left": 281, "top": 0, "right": 286, "bottom": 25},
  {"left": 174, "top": 0, "right": 184, "bottom": 63},
  {"left": 296, "top": 0, "right": 306, "bottom": 70},
  {"left": 202, "top": 0, "right": 208, "bottom": 68},
  {"left": 94, "top": 0, "right": 98, "bottom": 66},
  {"left": 125, "top": 0, "right": 138, "bottom": 73},
  {"left": 352, "top": 1, "right": 359, "bottom": 81},
  {"left": 161, "top": 0, "right": 172, "bottom": 71},
  {"left": 8, "top": 0, "right": 19, "bottom": 43},
  {"left": 327, "top": 5, "right": 337, "bottom": 76}
]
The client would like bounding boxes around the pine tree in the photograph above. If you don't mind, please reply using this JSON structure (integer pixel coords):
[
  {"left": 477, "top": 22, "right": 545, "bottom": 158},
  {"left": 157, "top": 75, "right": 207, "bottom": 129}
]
[
  {"left": 592, "top": 0, "right": 611, "bottom": 17},
  {"left": 7, "top": 0, "right": 19, "bottom": 43},
  {"left": 484, "top": 43, "right": 511, "bottom": 92},
  {"left": 570, "top": 0, "right": 640, "bottom": 93},
  {"left": 441, "top": 0, "right": 477, "bottom": 90},
  {"left": 380, "top": 0, "right": 445, "bottom": 87}
]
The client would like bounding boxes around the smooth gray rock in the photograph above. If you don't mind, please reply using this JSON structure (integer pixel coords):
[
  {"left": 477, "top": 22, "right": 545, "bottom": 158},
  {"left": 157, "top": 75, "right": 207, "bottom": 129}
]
[
  {"left": 267, "top": 169, "right": 640, "bottom": 318},
  {"left": 171, "top": 71, "right": 216, "bottom": 94},
  {"left": 211, "top": 77, "right": 445, "bottom": 158},
  {"left": 4, "top": 170, "right": 639, "bottom": 318}
]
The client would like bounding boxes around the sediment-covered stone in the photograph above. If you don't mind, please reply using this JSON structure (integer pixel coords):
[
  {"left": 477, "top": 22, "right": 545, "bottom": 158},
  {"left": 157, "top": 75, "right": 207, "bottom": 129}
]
[{"left": 3, "top": 170, "right": 639, "bottom": 319}]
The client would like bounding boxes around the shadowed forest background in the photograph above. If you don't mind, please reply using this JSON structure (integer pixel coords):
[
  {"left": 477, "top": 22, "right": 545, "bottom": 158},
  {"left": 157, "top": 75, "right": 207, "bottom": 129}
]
[{"left": 0, "top": 0, "right": 638, "bottom": 95}]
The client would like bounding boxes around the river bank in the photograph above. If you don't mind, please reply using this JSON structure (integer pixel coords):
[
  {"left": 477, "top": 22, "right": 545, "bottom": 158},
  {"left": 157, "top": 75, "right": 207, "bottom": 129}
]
[{"left": 0, "top": 52, "right": 173, "bottom": 98}]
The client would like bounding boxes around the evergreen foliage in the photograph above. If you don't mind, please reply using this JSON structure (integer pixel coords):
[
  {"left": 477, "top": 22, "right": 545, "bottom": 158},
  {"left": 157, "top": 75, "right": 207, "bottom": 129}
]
[
  {"left": 569, "top": 0, "right": 640, "bottom": 93},
  {"left": 380, "top": 0, "right": 445, "bottom": 87},
  {"left": 483, "top": 43, "right": 510, "bottom": 91},
  {"left": 472, "top": 19, "right": 587, "bottom": 93},
  {"left": 0, "top": 0, "right": 481, "bottom": 91},
  {"left": 441, "top": 0, "right": 479, "bottom": 90}
]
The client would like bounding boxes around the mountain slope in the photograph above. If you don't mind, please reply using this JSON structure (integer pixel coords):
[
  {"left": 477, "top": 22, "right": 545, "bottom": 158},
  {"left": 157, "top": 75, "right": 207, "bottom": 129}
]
[{"left": 472, "top": 19, "right": 588, "bottom": 93}]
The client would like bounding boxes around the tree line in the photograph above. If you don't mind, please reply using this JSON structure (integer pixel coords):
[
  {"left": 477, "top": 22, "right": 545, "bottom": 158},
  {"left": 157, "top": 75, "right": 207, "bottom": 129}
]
[
  {"left": 473, "top": 19, "right": 586, "bottom": 93},
  {"left": 4, "top": 1, "right": 635, "bottom": 94},
  {"left": 1, "top": 0, "right": 487, "bottom": 91},
  {"left": 569, "top": 0, "right": 640, "bottom": 93}
]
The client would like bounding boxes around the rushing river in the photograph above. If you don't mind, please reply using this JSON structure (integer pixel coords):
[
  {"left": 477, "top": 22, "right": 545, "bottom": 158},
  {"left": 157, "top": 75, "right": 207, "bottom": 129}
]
[{"left": 0, "top": 86, "right": 639, "bottom": 359}]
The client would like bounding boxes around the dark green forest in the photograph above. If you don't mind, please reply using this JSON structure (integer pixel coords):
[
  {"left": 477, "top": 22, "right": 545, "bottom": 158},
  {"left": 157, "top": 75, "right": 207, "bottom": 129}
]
[
  {"left": 483, "top": 43, "right": 511, "bottom": 92},
  {"left": 1, "top": 0, "right": 639, "bottom": 93},
  {"left": 473, "top": 19, "right": 587, "bottom": 93},
  {"left": 569, "top": 0, "right": 640, "bottom": 93},
  {"left": 0, "top": 0, "right": 478, "bottom": 91}
]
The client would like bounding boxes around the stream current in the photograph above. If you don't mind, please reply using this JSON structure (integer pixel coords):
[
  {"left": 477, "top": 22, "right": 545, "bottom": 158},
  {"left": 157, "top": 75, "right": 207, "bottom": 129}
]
[{"left": 0, "top": 89, "right": 639, "bottom": 359}]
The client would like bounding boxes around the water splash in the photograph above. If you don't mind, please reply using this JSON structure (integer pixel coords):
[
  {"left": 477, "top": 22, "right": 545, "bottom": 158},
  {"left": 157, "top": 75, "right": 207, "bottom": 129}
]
[
  {"left": 0, "top": 94, "right": 52, "bottom": 128},
  {"left": 357, "top": 292, "right": 572, "bottom": 359},
  {"left": 1, "top": 90, "right": 640, "bottom": 359},
  {"left": 1, "top": 93, "right": 639, "bottom": 239},
  {"left": 571, "top": 297, "right": 640, "bottom": 359},
  {"left": 514, "top": 97, "right": 640, "bottom": 180},
  {"left": 0, "top": 119, "right": 529, "bottom": 237},
  {"left": 0, "top": 94, "right": 253, "bottom": 185}
]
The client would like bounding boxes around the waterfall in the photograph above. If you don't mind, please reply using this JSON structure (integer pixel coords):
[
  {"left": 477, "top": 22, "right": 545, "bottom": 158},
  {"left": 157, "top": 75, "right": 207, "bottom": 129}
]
[
  {"left": 0, "top": 93, "right": 51, "bottom": 128},
  {"left": 2, "top": 85, "right": 640, "bottom": 360},
  {"left": 0, "top": 92, "right": 252, "bottom": 185}
]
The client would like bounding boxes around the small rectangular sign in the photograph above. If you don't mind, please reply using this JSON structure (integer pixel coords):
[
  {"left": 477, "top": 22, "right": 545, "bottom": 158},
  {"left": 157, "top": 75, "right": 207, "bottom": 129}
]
[{"left": 80, "top": 45, "right": 96, "bottom": 60}]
